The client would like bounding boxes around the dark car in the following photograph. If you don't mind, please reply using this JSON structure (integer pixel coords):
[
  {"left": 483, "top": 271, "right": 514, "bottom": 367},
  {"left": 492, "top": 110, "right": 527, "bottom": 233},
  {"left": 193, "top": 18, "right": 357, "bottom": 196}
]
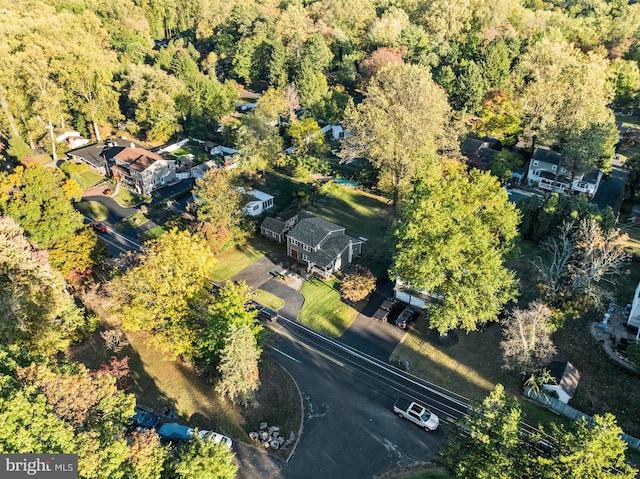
[
  {"left": 257, "top": 307, "right": 278, "bottom": 322},
  {"left": 373, "top": 297, "right": 397, "bottom": 322},
  {"left": 90, "top": 221, "right": 107, "bottom": 233},
  {"left": 395, "top": 307, "right": 416, "bottom": 329},
  {"left": 131, "top": 406, "right": 160, "bottom": 430}
]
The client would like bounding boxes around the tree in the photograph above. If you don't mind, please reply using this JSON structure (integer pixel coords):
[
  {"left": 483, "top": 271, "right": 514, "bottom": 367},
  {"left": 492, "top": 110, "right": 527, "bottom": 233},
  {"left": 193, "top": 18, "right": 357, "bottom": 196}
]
[
  {"left": 368, "top": 7, "right": 410, "bottom": 47},
  {"left": 500, "top": 302, "right": 556, "bottom": 374},
  {"left": 489, "top": 149, "right": 524, "bottom": 182},
  {"left": 392, "top": 168, "right": 519, "bottom": 334},
  {"left": 216, "top": 322, "right": 262, "bottom": 406},
  {"left": 171, "top": 435, "right": 237, "bottom": 479},
  {"left": 455, "top": 60, "right": 486, "bottom": 113},
  {"left": 196, "top": 281, "right": 261, "bottom": 375},
  {"left": 480, "top": 39, "right": 512, "bottom": 91},
  {"left": 357, "top": 47, "right": 405, "bottom": 88},
  {"left": 100, "top": 356, "right": 133, "bottom": 391},
  {"left": 193, "top": 169, "right": 243, "bottom": 238},
  {"left": 542, "top": 414, "right": 636, "bottom": 479},
  {"left": 340, "top": 266, "right": 376, "bottom": 303},
  {"left": 474, "top": 90, "right": 523, "bottom": 146},
  {"left": 343, "top": 63, "right": 458, "bottom": 210},
  {"left": 440, "top": 384, "right": 525, "bottom": 479},
  {"left": 113, "top": 229, "right": 216, "bottom": 359},
  {"left": 0, "top": 216, "right": 88, "bottom": 355},
  {"left": 235, "top": 113, "right": 284, "bottom": 173},
  {"left": 288, "top": 117, "right": 327, "bottom": 155},
  {"left": 533, "top": 219, "right": 629, "bottom": 306},
  {"left": 441, "top": 385, "right": 638, "bottom": 479}
]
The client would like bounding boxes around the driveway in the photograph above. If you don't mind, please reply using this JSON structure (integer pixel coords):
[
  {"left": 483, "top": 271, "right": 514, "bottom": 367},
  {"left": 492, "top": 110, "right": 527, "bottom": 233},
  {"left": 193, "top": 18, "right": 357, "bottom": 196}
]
[{"left": 593, "top": 158, "right": 628, "bottom": 212}]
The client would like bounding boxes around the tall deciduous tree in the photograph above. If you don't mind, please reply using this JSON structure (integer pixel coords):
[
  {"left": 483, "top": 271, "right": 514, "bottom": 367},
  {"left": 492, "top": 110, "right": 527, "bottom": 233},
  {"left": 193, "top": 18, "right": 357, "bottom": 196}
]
[
  {"left": 113, "top": 229, "right": 216, "bottom": 359},
  {"left": 500, "top": 302, "right": 556, "bottom": 374},
  {"left": 235, "top": 113, "right": 284, "bottom": 173},
  {"left": 193, "top": 169, "right": 243, "bottom": 237},
  {"left": 392, "top": 167, "right": 519, "bottom": 334},
  {"left": 0, "top": 216, "right": 87, "bottom": 355},
  {"left": 170, "top": 435, "right": 237, "bottom": 479},
  {"left": 343, "top": 63, "right": 459, "bottom": 210}
]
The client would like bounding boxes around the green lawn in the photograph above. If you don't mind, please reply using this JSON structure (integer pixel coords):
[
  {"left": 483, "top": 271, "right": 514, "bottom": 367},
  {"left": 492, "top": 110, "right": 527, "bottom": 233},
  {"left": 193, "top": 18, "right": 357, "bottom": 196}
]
[
  {"left": 72, "top": 170, "right": 105, "bottom": 190},
  {"left": 312, "top": 182, "right": 393, "bottom": 277},
  {"left": 298, "top": 277, "right": 358, "bottom": 337},
  {"left": 211, "top": 237, "right": 271, "bottom": 281},
  {"left": 115, "top": 212, "right": 150, "bottom": 232},
  {"left": 254, "top": 289, "right": 285, "bottom": 311},
  {"left": 75, "top": 200, "right": 109, "bottom": 221},
  {"left": 113, "top": 188, "right": 149, "bottom": 207},
  {"left": 166, "top": 144, "right": 209, "bottom": 164},
  {"left": 140, "top": 225, "right": 165, "bottom": 241}
]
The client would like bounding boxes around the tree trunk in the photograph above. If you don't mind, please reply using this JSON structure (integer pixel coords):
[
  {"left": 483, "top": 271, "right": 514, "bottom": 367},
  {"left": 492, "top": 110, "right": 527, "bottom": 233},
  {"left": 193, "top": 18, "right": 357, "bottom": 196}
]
[
  {"left": 0, "top": 85, "right": 20, "bottom": 138},
  {"left": 47, "top": 118, "right": 57, "bottom": 162},
  {"left": 93, "top": 119, "right": 101, "bottom": 142}
]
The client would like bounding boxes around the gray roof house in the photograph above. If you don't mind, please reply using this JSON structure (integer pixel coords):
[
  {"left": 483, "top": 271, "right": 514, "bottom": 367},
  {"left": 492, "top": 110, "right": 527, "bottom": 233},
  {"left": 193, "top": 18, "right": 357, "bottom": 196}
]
[
  {"left": 543, "top": 361, "right": 581, "bottom": 404},
  {"left": 260, "top": 211, "right": 299, "bottom": 243},
  {"left": 286, "top": 217, "right": 362, "bottom": 278},
  {"left": 527, "top": 147, "right": 603, "bottom": 197},
  {"left": 67, "top": 138, "right": 147, "bottom": 176}
]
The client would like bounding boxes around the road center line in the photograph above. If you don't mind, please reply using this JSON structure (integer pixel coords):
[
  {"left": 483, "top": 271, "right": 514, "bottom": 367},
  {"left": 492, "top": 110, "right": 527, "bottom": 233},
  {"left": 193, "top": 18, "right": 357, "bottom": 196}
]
[{"left": 271, "top": 346, "right": 302, "bottom": 363}]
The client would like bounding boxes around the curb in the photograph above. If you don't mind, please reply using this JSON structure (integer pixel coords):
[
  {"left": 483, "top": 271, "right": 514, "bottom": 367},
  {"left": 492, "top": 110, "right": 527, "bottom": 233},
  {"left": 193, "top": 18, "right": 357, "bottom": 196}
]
[{"left": 274, "top": 359, "right": 304, "bottom": 463}]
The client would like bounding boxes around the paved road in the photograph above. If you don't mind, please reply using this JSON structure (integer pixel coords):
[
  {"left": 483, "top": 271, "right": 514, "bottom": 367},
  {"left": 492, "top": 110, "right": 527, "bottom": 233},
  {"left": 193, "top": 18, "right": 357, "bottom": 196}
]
[{"left": 258, "top": 318, "right": 469, "bottom": 479}]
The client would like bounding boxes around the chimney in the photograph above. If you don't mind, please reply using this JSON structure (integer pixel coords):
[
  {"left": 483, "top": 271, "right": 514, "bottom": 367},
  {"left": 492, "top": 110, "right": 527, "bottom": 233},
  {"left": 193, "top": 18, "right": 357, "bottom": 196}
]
[{"left": 130, "top": 142, "right": 135, "bottom": 148}]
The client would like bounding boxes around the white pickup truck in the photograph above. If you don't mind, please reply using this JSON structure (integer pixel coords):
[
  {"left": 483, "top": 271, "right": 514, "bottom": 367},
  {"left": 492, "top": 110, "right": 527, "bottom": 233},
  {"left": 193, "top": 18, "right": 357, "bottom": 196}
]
[{"left": 393, "top": 398, "right": 439, "bottom": 431}]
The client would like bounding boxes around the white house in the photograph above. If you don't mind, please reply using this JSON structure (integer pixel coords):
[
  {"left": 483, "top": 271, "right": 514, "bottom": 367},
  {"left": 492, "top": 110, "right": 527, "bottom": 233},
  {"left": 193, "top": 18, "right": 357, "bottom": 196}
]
[
  {"left": 527, "top": 147, "right": 603, "bottom": 197},
  {"left": 242, "top": 189, "right": 274, "bottom": 216},
  {"left": 627, "top": 281, "right": 640, "bottom": 339}
]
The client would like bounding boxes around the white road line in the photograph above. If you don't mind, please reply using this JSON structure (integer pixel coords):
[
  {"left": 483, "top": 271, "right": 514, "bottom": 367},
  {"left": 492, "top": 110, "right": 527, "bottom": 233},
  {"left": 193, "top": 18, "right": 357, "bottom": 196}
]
[{"left": 271, "top": 347, "right": 302, "bottom": 363}]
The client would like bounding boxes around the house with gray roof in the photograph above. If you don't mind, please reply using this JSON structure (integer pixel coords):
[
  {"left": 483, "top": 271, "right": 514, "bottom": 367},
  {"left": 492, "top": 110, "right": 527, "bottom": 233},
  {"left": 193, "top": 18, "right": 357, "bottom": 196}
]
[
  {"left": 527, "top": 147, "right": 603, "bottom": 197},
  {"left": 286, "top": 216, "right": 362, "bottom": 278},
  {"left": 260, "top": 211, "right": 299, "bottom": 243}
]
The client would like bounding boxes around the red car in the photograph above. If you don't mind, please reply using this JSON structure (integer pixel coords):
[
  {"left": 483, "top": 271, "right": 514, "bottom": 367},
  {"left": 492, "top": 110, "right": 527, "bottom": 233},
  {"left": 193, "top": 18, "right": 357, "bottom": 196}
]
[{"left": 90, "top": 221, "right": 107, "bottom": 233}]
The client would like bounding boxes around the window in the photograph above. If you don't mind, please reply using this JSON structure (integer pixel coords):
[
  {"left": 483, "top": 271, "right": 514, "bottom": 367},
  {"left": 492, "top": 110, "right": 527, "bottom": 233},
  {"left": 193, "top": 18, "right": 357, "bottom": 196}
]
[
  {"left": 552, "top": 165, "right": 556, "bottom": 170},
  {"left": 533, "top": 161, "right": 539, "bottom": 166},
  {"left": 302, "top": 254, "right": 308, "bottom": 261},
  {"left": 291, "top": 239, "right": 298, "bottom": 246},
  {"left": 303, "top": 244, "right": 312, "bottom": 252}
]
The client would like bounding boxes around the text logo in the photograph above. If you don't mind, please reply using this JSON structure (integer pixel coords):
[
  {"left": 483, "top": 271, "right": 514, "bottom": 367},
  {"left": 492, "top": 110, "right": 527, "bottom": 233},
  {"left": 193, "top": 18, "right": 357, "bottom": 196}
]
[{"left": 0, "top": 455, "right": 77, "bottom": 478}]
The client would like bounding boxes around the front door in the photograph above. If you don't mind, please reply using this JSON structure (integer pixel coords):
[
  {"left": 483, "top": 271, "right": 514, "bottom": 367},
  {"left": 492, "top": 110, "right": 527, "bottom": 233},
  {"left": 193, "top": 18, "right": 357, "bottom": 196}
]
[{"left": 291, "top": 248, "right": 298, "bottom": 259}]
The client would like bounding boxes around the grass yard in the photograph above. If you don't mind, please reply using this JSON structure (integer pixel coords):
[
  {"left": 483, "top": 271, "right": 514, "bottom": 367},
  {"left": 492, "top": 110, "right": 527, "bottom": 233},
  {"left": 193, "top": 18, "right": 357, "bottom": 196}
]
[
  {"left": 114, "top": 188, "right": 149, "bottom": 207},
  {"left": 298, "top": 277, "right": 358, "bottom": 337},
  {"left": 67, "top": 329, "right": 302, "bottom": 449},
  {"left": 72, "top": 170, "right": 105, "bottom": 190},
  {"left": 211, "top": 236, "right": 271, "bottom": 281},
  {"left": 254, "top": 289, "right": 285, "bottom": 311},
  {"left": 115, "top": 212, "right": 150, "bottom": 232},
  {"left": 140, "top": 225, "right": 165, "bottom": 241},
  {"left": 166, "top": 144, "right": 209, "bottom": 164},
  {"left": 75, "top": 200, "right": 109, "bottom": 221},
  {"left": 312, "top": 182, "right": 393, "bottom": 277}
]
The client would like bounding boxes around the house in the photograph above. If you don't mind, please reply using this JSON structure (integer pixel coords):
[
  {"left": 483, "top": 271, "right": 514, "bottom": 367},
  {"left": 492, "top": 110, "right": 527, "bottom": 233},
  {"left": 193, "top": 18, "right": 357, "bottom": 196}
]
[
  {"left": 111, "top": 148, "right": 177, "bottom": 195},
  {"left": 241, "top": 189, "right": 274, "bottom": 216},
  {"left": 543, "top": 361, "right": 581, "bottom": 404},
  {"left": 626, "top": 282, "right": 640, "bottom": 340},
  {"left": 54, "top": 129, "right": 90, "bottom": 149},
  {"left": 260, "top": 211, "right": 298, "bottom": 243},
  {"left": 68, "top": 138, "right": 147, "bottom": 176},
  {"left": 286, "top": 216, "right": 362, "bottom": 278},
  {"left": 191, "top": 160, "right": 219, "bottom": 179},
  {"left": 461, "top": 139, "right": 500, "bottom": 171},
  {"left": 68, "top": 139, "right": 177, "bottom": 194},
  {"left": 527, "top": 147, "right": 603, "bottom": 197}
]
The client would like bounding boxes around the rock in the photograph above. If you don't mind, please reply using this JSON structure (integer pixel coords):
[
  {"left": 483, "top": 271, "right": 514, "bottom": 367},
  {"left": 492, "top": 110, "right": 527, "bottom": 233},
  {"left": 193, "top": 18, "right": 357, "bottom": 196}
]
[
  {"left": 249, "top": 432, "right": 259, "bottom": 441},
  {"left": 277, "top": 436, "right": 285, "bottom": 446},
  {"left": 261, "top": 441, "right": 270, "bottom": 448},
  {"left": 270, "top": 440, "right": 280, "bottom": 449},
  {"left": 259, "top": 431, "right": 269, "bottom": 441},
  {"left": 271, "top": 431, "right": 279, "bottom": 439},
  {"left": 259, "top": 422, "right": 268, "bottom": 430},
  {"left": 289, "top": 432, "right": 296, "bottom": 441}
]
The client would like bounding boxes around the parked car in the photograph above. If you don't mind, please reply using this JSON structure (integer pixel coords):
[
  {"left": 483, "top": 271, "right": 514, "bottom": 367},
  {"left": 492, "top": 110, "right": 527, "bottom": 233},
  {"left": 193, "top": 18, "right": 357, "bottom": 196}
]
[
  {"left": 257, "top": 306, "right": 278, "bottom": 322},
  {"left": 130, "top": 406, "right": 160, "bottom": 431},
  {"left": 395, "top": 307, "right": 416, "bottom": 329},
  {"left": 157, "top": 423, "right": 194, "bottom": 442},
  {"left": 90, "top": 221, "right": 107, "bottom": 233},
  {"left": 393, "top": 398, "right": 439, "bottom": 431},
  {"left": 373, "top": 297, "right": 397, "bottom": 322},
  {"left": 199, "top": 430, "right": 233, "bottom": 449}
]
